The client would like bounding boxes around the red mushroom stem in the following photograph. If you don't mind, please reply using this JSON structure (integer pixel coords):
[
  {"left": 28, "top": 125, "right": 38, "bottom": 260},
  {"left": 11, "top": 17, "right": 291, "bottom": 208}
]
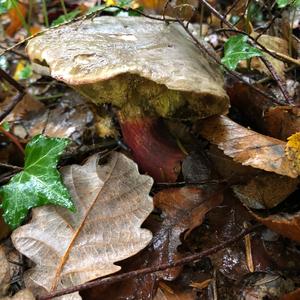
[{"left": 118, "top": 115, "right": 186, "bottom": 183}]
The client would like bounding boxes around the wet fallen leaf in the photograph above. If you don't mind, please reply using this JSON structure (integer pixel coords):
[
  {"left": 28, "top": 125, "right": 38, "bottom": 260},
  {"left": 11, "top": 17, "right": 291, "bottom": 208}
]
[
  {"left": 153, "top": 187, "right": 223, "bottom": 280},
  {"left": 281, "top": 288, "right": 300, "bottom": 300},
  {"left": 83, "top": 187, "right": 222, "bottom": 299},
  {"left": 238, "top": 273, "right": 295, "bottom": 299},
  {"left": 5, "top": 92, "right": 94, "bottom": 144},
  {"left": 197, "top": 115, "right": 299, "bottom": 178},
  {"left": 154, "top": 286, "right": 196, "bottom": 300},
  {"left": 226, "top": 80, "right": 300, "bottom": 140},
  {"left": 264, "top": 106, "right": 300, "bottom": 140},
  {"left": 251, "top": 210, "right": 300, "bottom": 243},
  {"left": 12, "top": 152, "right": 153, "bottom": 298},
  {"left": 182, "top": 151, "right": 214, "bottom": 184},
  {"left": 233, "top": 173, "right": 299, "bottom": 209}
]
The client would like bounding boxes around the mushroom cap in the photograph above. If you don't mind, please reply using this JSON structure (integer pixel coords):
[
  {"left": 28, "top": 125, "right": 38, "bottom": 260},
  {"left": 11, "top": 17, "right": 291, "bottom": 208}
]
[{"left": 27, "top": 16, "right": 229, "bottom": 118}]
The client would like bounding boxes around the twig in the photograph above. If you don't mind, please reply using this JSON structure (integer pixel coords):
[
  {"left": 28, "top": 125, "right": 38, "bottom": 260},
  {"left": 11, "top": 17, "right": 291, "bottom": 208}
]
[
  {"left": 0, "top": 68, "right": 26, "bottom": 124},
  {"left": 0, "top": 68, "right": 25, "bottom": 94},
  {"left": 0, "top": 163, "right": 23, "bottom": 170},
  {"left": 214, "top": 28, "right": 300, "bottom": 67},
  {"left": 38, "top": 224, "right": 263, "bottom": 300},
  {"left": 0, "top": 45, "right": 28, "bottom": 60},
  {"left": 0, "top": 127, "right": 24, "bottom": 154},
  {"left": 176, "top": 18, "right": 284, "bottom": 105},
  {"left": 198, "top": 0, "right": 293, "bottom": 104}
]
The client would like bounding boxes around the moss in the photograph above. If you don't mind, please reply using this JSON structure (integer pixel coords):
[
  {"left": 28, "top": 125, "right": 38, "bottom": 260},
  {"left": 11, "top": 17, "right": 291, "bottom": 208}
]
[{"left": 74, "top": 73, "right": 228, "bottom": 119}]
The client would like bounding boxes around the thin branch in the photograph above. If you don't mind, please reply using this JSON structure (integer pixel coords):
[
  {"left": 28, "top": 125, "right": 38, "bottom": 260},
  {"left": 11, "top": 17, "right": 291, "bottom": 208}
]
[
  {"left": 38, "top": 224, "right": 263, "bottom": 300},
  {"left": 0, "top": 163, "right": 23, "bottom": 170},
  {"left": 0, "top": 68, "right": 25, "bottom": 94},
  {"left": 0, "top": 91, "right": 25, "bottom": 123},
  {"left": 0, "top": 68, "right": 26, "bottom": 123},
  {"left": 0, "top": 44, "right": 28, "bottom": 60},
  {"left": 198, "top": 0, "right": 293, "bottom": 104},
  {"left": 176, "top": 19, "right": 283, "bottom": 105}
]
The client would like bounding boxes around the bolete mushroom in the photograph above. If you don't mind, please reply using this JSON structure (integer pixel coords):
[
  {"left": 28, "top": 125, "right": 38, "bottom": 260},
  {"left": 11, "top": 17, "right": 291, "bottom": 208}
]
[{"left": 27, "top": 16, "right": 229, "bottom": 182}]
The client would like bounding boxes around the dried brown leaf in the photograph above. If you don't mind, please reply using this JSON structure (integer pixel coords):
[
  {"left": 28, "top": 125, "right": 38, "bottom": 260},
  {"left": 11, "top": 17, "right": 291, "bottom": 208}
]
[
  {"left": 233, "top": 173, "right": 299, "bottom": 209},
  {"left": 0, "top": 289, "right": 35, "bottom": 300},
  {"left": 248, "top": 34, "right": 288, "bottom": 78},
  {"left": 153, "top": 187, "right": 223, "bottom": 280},
  {"left": 197, "top": 115, "right": 299, "bottom": 178},
  {"left": 251, "top": 211, "right": 300, "bottom": 243},
  {"left": 11, "top": 152, "right": 153, "bottom": 298}
]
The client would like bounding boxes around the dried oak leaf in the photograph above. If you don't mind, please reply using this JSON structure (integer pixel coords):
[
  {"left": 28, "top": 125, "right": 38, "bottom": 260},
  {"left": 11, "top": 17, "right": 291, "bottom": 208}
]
[
  {"left": 245, "top": 34, "right": 288, "bottom": 78},
  {"left": 197, "top": 115, "right": 299, "bottom": 178},
  {"left": 0, "top": 289, "right": 35, "bottom": 300},
  {"left": 11, "top": 152, "right": 153, "bottom": 298}
]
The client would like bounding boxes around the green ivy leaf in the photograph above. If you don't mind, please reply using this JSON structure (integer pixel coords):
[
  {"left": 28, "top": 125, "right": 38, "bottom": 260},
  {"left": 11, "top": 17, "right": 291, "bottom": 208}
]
[
  {"left": 1, "top": 121, "right": 10, "bottom": 131},
  {"left": 16, "top": 63, "right": 32, "bottom": 80},
  {"left": 276, "top": 0, "right": 300, "bottom": 8},
  {"left": 51, "top": 10, "right": 80, "bottom": 26},
  {"left": 221, "top": 34, "right": 263, "bottom": 70},
  {"left": 0, "top": 135, "right": 75, "bottom": 229}
]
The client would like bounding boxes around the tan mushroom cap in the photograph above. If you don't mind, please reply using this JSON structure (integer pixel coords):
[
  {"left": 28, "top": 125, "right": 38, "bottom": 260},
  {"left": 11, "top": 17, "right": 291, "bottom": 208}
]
[{"left": 27, "top": 16, "right": 229, "bottom": 118}]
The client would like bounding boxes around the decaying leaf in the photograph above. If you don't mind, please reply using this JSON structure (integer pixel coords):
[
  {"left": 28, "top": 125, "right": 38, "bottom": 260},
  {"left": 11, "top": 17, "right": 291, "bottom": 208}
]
[
  {"left": 4, "top": 92, "right": 94, "bottom": 143},
  {"left": 0, "top": 245, "right": 23, "bottom": 298},
  {"left": 0, "top": 289, "right": 35, "bottom": 300},
  {"left": 265, "top": 106, "right": 300, "bottom": 140},
  {"left": 12, "top": 152, "right": 153, "bottom": 298},
  {"left": 153, "top": 187, "right": 223, "bottom": 280},
  {"left": 250, "top": 210, "right": 300, "bottom": 243},
  {"left": 197, "top": 115, "right": 299, "bottom": 178},
  {"left": 233, "top": 173, "right": 299, "bottom": 209},
  {"left": 154, "top": 286, "right": 196, "bottom": 300}
]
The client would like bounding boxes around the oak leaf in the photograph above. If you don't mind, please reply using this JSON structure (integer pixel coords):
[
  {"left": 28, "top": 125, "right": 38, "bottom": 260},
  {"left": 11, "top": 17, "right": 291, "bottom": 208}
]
[
  {"left": 11, "top": 152, "right": 154, "bottom": 298},
  {"left": 197, "top": 115, "right": 299, "bottom": 178}
]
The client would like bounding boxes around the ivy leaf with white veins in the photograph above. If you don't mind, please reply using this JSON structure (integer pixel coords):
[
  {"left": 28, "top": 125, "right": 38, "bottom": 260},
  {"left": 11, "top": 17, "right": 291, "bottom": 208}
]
[
  {"left": 221, "top": 34, "right": 263, "bottom": 70},
  {"left": 0, "top": 135, "right": 74, "bottom": 229}
]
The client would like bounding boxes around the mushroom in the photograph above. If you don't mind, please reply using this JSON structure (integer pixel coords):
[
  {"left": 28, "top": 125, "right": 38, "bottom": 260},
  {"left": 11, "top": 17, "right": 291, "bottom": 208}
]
[{"left": 26, "top": 16, "right": 229, "bottom": 182}]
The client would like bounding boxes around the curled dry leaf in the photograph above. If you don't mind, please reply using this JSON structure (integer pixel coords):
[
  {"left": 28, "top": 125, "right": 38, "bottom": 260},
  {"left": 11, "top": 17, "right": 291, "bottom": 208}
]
[
  {"left": 11, "top": 152, "right": 153, "bottom": 298},
  {"left": 197, "top": 115, "right": 299, "bottom": 178}
]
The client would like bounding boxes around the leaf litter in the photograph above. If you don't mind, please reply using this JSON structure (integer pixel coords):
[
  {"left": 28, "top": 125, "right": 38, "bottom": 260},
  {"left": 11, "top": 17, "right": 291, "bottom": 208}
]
[{"left": 1, "top": 1, "right": 300, "bottom": 299}]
